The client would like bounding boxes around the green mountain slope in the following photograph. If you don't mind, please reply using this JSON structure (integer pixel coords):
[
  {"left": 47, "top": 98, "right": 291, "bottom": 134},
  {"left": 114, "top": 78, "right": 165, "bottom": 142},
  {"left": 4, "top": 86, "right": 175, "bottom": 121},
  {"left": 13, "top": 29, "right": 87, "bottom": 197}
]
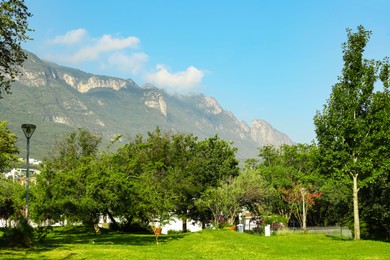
[{"left": 0, "top": 51, "right": 293, "bottom": 160}]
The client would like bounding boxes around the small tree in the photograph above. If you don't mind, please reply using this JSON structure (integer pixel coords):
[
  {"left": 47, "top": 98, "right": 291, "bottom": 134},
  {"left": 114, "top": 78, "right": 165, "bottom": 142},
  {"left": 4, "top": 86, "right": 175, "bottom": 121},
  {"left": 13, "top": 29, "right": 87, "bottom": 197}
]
[
  {"left": 278, "top": 184, "right": 322, "bottom": 230},
  {"left": 196, "top": 169, "right": 267, "bottom": 226}
]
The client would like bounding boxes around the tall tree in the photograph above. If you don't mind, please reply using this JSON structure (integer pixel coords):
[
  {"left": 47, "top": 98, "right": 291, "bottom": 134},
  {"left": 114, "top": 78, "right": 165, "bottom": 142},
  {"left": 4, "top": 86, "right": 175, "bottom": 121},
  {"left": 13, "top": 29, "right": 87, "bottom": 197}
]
[
  {"left": 0, "top": 0, "right": 32, "bottom": 98},
  {"left": 314, "top": 26, "right": 390, "bottom": 240}
]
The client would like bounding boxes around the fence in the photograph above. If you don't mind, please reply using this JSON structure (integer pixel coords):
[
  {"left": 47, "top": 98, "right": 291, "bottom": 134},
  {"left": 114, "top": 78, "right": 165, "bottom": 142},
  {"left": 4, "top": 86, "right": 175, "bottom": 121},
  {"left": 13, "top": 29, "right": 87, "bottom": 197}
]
[{"left": 277, "top": 226, "right": 352, "bottom": 238}]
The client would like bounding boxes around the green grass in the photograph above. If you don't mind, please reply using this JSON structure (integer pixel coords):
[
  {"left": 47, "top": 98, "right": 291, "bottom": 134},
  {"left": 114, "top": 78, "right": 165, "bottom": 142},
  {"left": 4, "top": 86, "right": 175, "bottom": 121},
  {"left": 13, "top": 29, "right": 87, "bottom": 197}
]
[{"left": 1, "top": 228, "right": 389, "bottom": 259}]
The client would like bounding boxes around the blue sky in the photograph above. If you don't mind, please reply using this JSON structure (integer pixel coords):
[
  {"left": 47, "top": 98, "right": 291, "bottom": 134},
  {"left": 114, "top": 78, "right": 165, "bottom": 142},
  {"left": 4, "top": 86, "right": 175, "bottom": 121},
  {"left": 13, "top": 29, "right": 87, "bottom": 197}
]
[{"left": 23, "top": 0, "right": 390, "bottom": 144}]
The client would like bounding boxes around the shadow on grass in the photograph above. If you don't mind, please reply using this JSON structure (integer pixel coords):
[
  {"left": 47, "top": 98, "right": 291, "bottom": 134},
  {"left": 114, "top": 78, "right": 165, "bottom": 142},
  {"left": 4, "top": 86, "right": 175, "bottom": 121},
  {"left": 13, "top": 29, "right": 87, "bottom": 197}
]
[
  {"left": 0, "top": 227, "right": 187, "bottom": 258},
  {"left": 44, "top": 227, "right": 187, "bottom": 245},
  {"left": 324, "top": 234, "right": 352, "bottom": 241}
]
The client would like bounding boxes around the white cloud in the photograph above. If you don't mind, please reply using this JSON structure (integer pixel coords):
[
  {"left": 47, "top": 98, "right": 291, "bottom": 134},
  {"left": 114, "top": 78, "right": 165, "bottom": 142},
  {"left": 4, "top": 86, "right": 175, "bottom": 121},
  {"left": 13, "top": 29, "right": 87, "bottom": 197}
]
[
  {"left": 107, "top": 52, "right": 148, "bottom": 75},
  {"left": 146, "top": 64, "right": 204, "bottom": 90},
  {"left": 51, "top": 28, "right": 87, "bottom": 44},
  {"left": 46, "top": 29, "right": 206, "bottom": 88},
  {"left": 67, "top": 35, "right": 140, "bottom": 63},
  {"left": 50, "top": 29, "right": 140, "bottom": 63},
  {"left": 97, "top": 35, "right": 139, "bottom": 51}
]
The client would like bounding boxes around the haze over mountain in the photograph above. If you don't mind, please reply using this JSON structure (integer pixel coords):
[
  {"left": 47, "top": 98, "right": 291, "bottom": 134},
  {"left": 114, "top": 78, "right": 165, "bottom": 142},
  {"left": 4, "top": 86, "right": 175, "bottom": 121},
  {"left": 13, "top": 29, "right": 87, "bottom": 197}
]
[{"left": 0, "top": 51, "right": 293, "bottom": 160}]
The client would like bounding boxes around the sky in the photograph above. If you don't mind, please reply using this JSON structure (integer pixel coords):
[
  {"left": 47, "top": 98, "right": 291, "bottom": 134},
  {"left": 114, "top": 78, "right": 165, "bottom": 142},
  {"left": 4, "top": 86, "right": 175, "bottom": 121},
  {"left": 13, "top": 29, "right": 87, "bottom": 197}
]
[{"left": 22, "top": 0, "right": 390, "bottom": 144}]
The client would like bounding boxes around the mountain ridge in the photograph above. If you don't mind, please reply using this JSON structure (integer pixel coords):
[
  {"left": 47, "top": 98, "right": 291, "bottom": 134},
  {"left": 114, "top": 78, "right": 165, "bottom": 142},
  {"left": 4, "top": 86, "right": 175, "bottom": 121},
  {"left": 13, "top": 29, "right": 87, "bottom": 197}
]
[{"left": 1, "top": 51, "right": 293, "bottom": 160}]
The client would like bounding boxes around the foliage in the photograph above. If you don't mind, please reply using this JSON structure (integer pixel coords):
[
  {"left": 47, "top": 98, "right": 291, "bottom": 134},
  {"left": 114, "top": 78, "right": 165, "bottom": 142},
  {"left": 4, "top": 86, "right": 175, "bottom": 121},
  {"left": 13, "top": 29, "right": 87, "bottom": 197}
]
[
  {"left": 196, "top": 169, "right": 267, "bottom": 226},
  {"left": 35, "top": 225, "right": 53, "bottom": 243},
  {"left": 30, "top": 128, "right": 240, "bottom": 233},
  {"left": 249, "top": 214, "right": 287, "bottom": 235},
  {"left": 187, "top": 135, "right": 239, "bottom": 225},
  {"left": 0, "top": 175, "right": 24, "bottom": 225},
  {"left": 0, "top": 120, "right": 19, "bottom": 172},
  {"left": 359, "top": 171, "right": 390, "bottom": 241},
  {"left": 0, "top": 0, "right": 32, "bottom": 98},
  {"left": 257, "top": 144, "right": 322, "bottom": 228},
  {"left": 30, "top": 128, "right": 103, "bottom": 230},
  {"left": 278, "top": 184, "right": 322, "bottom": 229},
  {"left": 314, "top": 25, "right": 390, "bottom": 240},
  {"left": 309, "top": 179, "right": 351, "bottom": 227}
]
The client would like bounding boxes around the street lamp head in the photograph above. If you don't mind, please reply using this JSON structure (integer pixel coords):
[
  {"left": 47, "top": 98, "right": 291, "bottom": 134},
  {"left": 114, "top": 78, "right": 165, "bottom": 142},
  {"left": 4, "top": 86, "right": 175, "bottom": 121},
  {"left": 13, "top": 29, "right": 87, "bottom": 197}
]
[{"left": 21, "top": 124, "right": 36, "bottom": 139}]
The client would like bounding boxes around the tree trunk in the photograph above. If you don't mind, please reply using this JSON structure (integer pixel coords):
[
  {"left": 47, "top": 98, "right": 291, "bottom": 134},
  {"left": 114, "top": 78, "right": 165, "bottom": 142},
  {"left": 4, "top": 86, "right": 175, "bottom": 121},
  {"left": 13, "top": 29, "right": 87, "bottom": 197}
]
[
  {"left": 94, "top": 223, "right": 101, "bottom": 234},
  {"left": 300, "top": 188, "right": 307, "bottom": 231},
  {"left": 353, "top": 173, "right": 360, "bottom": 240},
  {"left": 182, "top": 217, "right": 188, "bottom": 232},
  {"left": 106, "top": 211, "right": 119, "bottom": 229}
]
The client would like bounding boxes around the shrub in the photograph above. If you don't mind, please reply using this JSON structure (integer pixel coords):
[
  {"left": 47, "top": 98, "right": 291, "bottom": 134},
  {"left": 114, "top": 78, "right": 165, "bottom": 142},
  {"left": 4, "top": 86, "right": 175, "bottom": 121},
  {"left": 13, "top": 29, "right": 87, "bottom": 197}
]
[
  {"left": 1, "top": 214, "right": 34, "bottom": 247},
  {"left": 35, "top": 225, "right": 53, "bottom": 243}
]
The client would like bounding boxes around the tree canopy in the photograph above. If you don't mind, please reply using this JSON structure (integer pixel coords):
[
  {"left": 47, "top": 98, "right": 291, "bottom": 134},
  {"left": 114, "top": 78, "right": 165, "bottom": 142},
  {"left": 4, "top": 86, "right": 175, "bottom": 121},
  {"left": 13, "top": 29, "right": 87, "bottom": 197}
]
[
  {"left": 30, "top": 128, "right": 240, "bottom": 232},
  {"left": 0, "top": 0, "right": 32, "bottom": 98},
  {"left": 0, "top": 120, "right": 19, "bottom": 172}
]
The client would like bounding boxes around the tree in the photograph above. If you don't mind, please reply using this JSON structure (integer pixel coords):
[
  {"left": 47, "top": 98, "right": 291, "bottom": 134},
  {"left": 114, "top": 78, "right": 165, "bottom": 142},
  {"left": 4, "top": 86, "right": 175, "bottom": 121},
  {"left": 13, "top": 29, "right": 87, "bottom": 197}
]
[
  {"left": 31, "top": 128, "right": 103, "bottom": 230},
  {"left": 314, "top": 26, "right": 390, "bottom": 240},
  {"left": 359, "top": 171, "right": 390, "bottom": 240},
  {"left": 278, "top": 184, "right": 322, "bottom": 230},
  {"left": 31, "top": 127, "right": 241, "bottom": 232},
  {"left": 0, "top": 0, "right": 32, "bottom": 98},
  {"left": 257, "top": 144, "right": 321, "bottom": 228},
  {"left": 165, "top": 133, "right": 199, "bottom": 232},
  {"left": 0, "top": 120, "right": 19, "bottom": 172},
  {"left": 188, "top": 135, "right": 239, "bottom": 225},
  {"left": 123, "top": 131, "right": 239, "bottom": 230},
  {"left": 106, "top": 129, "right": 197, "bottom": 229},
  {"left": 0, "top": 175, "right": 24, "bottom": 226},
  {"left": 196, "top": 169, "right": 267, "bottom": 226},
  {"left": 193, "top": 135, "right": 239, "bottom": 188}
]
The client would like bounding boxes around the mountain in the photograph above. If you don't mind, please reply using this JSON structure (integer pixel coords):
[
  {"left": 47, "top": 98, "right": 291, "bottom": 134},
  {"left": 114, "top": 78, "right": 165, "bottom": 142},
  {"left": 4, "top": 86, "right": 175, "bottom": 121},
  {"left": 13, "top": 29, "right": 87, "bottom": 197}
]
[{"left": 0, "top": 51, "right": 293, "bottom": 160}]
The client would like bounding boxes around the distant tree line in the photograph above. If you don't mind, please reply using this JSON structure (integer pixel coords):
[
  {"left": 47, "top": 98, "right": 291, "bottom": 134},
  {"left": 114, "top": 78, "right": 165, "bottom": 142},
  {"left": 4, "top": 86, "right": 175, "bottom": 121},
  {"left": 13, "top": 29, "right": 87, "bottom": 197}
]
[{"left": 1, "top": 123, "right": 389, "bottom": 241}]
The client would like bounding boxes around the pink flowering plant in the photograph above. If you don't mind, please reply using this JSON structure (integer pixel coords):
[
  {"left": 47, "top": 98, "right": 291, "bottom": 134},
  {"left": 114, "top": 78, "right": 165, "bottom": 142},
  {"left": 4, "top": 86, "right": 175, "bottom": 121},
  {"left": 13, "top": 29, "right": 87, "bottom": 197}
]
[
  {"left": 263, "top": 215, "right": 287, "bottom": 232},
  {"left": 250, "top": 216, "right": 264, "bottom": 235},
  {"left": 250, "top": 215, "right": 286, "bottom": 235}
]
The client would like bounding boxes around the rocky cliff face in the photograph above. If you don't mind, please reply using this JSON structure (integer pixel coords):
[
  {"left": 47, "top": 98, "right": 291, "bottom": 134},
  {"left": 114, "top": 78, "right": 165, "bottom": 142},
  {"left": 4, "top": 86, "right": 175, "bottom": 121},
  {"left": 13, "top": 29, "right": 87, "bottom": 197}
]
[
  {"left": 250, "top": 119, "right": 292, "bottom": 146},
  {"left": 200, "top": 96, "right": 223, "bottom": 115},
  {"left": 3, "top": 51, "right": 293, "bottom": 159},
  {"left": 61, "top": 74, "right": 128, "bottom": 93},
  {"left": 144, "top": 90, "right": 168, "bottom": 117}
]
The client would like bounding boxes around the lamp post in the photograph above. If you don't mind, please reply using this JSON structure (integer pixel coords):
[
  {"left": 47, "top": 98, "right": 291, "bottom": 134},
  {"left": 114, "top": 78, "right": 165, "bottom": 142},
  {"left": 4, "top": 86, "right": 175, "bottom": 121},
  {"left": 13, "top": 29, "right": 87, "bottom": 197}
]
[{"left": 21, "top": 124, "right": 36, "bottom": 219}]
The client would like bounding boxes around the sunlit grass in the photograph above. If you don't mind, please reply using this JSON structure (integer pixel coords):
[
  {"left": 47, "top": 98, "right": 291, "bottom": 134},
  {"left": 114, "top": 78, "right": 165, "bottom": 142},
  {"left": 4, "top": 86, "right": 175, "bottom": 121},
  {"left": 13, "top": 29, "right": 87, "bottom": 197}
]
[{"left": 1, "top": 228, "right": 389, "bottom": 259}]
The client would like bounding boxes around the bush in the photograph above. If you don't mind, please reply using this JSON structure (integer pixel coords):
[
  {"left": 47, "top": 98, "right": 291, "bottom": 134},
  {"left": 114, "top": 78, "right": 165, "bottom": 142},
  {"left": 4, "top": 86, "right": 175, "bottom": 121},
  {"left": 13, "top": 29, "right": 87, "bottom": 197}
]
[
  {"left": 167, "top": 230, "right": 183, "bottom": 235},
  {"left": 251, "top": 226, "right": 264, "bottom": 235},
  {"left": 35, "top": 225, "right": 53, "bottom": 243},
  {"left": 1, "top": 214, "right": 34, "bottom": 247}
]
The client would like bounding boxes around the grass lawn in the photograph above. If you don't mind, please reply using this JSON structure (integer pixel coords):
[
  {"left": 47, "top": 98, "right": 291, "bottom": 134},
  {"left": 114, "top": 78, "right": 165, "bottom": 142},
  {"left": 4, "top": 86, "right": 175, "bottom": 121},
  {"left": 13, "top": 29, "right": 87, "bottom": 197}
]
[{"left": 1, "top": 228, "right": 389, "bottom": 259}]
